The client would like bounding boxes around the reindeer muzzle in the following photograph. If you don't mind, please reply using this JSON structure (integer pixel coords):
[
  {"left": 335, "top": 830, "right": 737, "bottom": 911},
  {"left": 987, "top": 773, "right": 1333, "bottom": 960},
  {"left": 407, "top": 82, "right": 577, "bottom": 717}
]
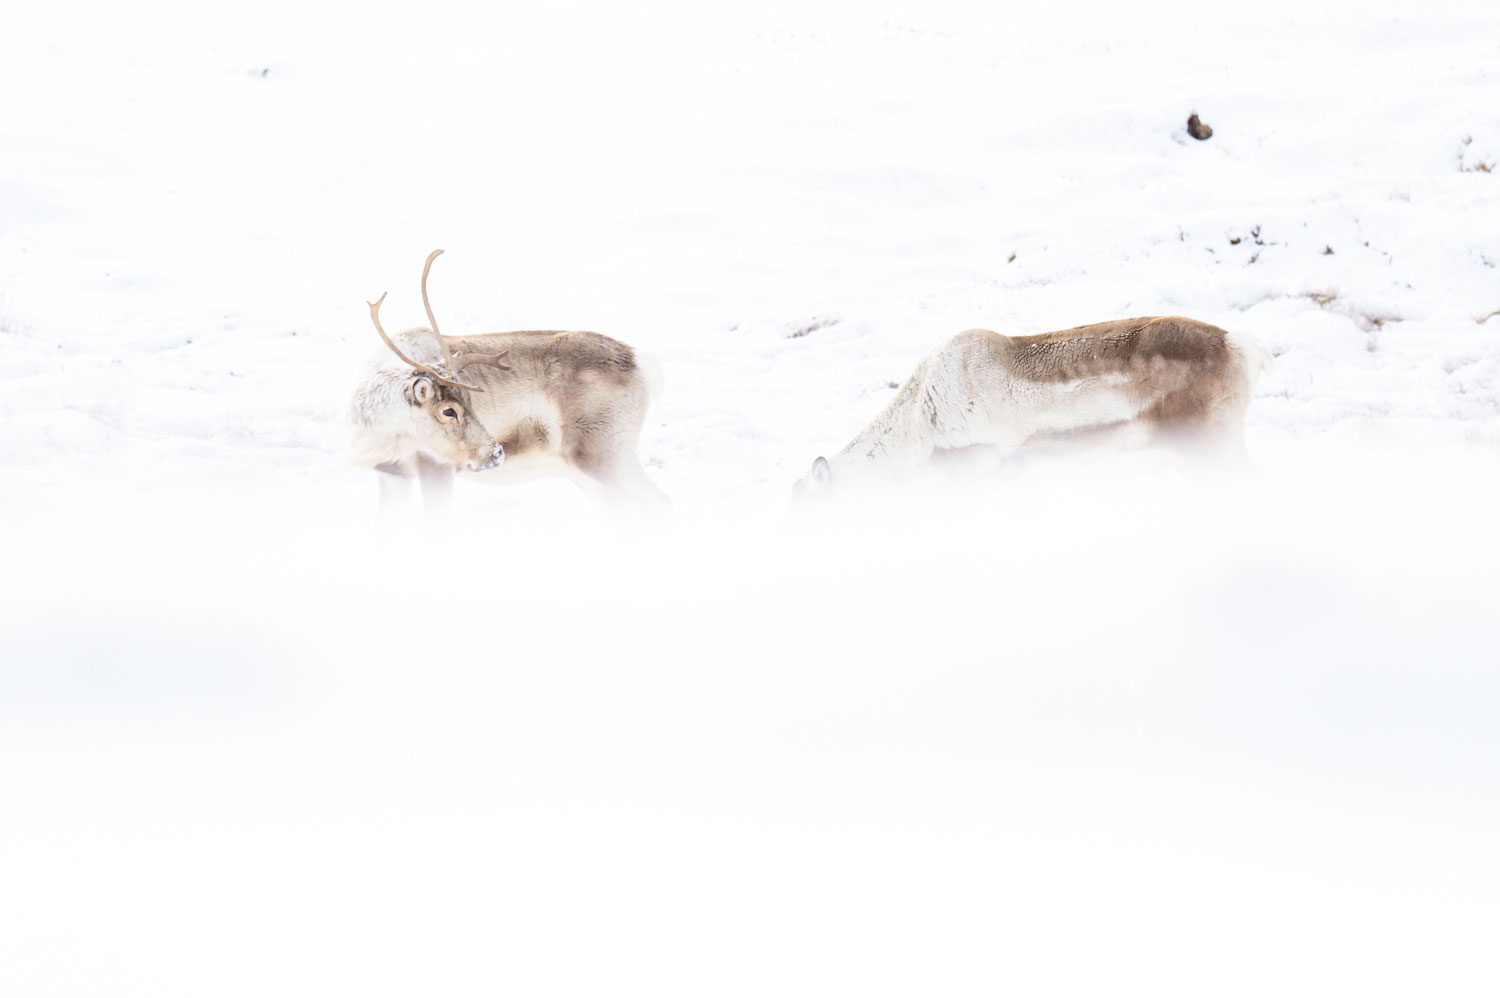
[{"left": 468, "top": 442, "right": 505, "bottom": 473}]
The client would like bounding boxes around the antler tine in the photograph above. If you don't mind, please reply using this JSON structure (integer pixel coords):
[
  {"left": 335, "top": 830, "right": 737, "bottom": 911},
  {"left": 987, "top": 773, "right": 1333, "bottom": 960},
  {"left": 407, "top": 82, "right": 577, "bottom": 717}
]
[
  {"left": 420, "top": 248, "right": 454, "bottom": 370},
  {"left": 368, "top": 291, "right": 486, "bottom": 392},
  {"left": 368, "top": 292, "right": 431, "bottom": 373},
  {"left": 453, "top": 348, "right": 513, "bottom": 373}
]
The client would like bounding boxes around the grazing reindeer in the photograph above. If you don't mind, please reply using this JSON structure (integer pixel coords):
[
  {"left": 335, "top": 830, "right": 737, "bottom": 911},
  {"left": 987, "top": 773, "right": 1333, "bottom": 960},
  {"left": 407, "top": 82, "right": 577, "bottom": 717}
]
[
  {"left": 797, "top": 316, "right": 1266, "bottom": 495},
  {"left": 349, "top": 250, "right": 667, "bottom": 518}
]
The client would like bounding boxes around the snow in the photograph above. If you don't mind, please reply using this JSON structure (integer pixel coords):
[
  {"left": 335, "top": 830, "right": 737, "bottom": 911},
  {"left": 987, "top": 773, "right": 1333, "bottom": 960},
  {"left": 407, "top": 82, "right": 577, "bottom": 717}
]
[{"left": 3, "top": 1, "right": 1499, "bottom": 995}]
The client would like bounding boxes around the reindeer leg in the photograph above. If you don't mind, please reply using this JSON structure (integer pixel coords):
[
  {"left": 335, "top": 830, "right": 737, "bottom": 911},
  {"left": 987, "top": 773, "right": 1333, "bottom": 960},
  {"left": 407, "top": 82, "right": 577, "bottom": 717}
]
[
  {"left": 375, "top": 460, "right": 416, "bottom": 525},
  {"left": 614, "top": 460, "right": 670, "bottom": 511},
  {"left": 415, "top": 453, "right": 455, "bottom": 522},
  {"left": 571, "top": 456, "right": 669, "bottom": 515}
]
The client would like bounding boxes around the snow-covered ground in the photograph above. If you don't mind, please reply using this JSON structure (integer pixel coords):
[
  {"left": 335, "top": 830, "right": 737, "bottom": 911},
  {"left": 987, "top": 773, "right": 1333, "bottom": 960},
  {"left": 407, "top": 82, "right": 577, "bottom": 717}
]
[{"left": 3, "top": 2, "right": 1498, "bottom": 995}]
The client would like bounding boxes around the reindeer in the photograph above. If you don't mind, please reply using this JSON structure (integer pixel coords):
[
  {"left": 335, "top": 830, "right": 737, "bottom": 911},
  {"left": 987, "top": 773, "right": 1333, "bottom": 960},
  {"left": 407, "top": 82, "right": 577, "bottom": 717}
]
[
  {"left": 349, "top": 250, "right": 667, "bottom": 518},
  {"left": 796, "top": 316, "right": 1267, "bottom": 495}
]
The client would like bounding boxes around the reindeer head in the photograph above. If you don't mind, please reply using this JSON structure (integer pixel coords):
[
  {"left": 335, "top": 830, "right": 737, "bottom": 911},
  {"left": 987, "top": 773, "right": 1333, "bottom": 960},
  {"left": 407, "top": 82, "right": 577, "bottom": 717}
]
[
  {"left": 363, "top": 250, "right": 511, "bottom": 473},
  {"left": 399, "top": 373, "right": 505, "bottom": 472}
]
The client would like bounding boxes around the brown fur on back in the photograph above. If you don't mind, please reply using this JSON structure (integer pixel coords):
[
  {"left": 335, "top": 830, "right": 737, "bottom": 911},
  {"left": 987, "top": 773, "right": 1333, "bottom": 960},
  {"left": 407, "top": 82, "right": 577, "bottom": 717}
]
[
  {"left": 446, "top": 331, "right": 640, "bottom": 404},
  {"left": 989, "top": 316, "right": 1238, "bottom": 434},
  {"left": 992, "top": 316, "right": 1229, "bottom": 383},
  {"left": 448, "top": 330, "right": 638, "bottom": 380}
]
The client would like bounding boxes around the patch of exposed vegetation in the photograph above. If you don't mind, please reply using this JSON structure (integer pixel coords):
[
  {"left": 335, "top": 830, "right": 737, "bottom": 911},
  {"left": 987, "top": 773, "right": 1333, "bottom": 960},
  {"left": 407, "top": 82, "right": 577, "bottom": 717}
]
[
  {"left": 1460, "top": 135, "right": 1494, "bottom": 173},
  {"left": 786, "top": 315, "right": 841, "bottom": 339}
]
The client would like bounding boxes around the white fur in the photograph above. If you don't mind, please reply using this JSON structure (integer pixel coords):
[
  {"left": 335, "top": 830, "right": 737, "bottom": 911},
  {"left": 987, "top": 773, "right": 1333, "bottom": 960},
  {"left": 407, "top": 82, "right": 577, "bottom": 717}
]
[{"left": 346, "top": 333, "right": 451, "bottom": 469}]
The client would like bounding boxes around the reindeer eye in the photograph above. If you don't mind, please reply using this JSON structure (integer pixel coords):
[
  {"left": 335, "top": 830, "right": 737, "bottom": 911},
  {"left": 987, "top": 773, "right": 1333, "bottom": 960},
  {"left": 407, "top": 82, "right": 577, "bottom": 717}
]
[{"left": 442, "top": 407, "right": 458, "bottom": 419}]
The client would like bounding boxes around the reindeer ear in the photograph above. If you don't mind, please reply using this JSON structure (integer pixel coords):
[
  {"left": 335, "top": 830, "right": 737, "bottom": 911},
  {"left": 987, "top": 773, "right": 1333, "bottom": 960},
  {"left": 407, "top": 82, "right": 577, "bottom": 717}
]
[
  {"left": 405, "top": 376, "right": 435, "bottom": 406},
  {"left": 809, "top": 456, "right": 832, "bottom": 488}
]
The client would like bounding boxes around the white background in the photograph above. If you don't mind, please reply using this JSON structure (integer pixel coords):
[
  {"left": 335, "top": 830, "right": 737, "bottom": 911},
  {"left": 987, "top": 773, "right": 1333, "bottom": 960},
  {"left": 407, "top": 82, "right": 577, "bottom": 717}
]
[{"left": 3, "top": 1, "right": 1498, "bottom": 994}]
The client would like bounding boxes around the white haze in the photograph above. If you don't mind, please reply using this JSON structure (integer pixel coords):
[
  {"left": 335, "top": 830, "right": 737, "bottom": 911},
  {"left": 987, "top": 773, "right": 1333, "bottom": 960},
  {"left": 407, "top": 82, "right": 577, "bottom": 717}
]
[{"left": 3, "top": 1, "right": 1499, "bottom": 995}]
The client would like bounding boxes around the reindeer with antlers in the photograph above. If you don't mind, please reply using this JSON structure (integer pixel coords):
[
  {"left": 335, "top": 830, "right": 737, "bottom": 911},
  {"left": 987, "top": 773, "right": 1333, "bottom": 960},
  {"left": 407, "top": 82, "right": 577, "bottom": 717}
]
[{"left": 349, "top": 250, "right": 667, "bottom": 519}]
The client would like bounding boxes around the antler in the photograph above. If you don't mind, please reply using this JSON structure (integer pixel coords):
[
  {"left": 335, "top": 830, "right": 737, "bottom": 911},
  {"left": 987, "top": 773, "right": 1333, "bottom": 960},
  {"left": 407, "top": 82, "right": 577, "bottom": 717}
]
[
  {"left": 368, "top": 249, "right": 513, "bottom": 391},
  {"left": 419, "top": 249, "right": 454, "bottom": 371},
  {"left": 368, "top": 290, "right": 487, "bottom": 392},
  {"left": 453, "top": 348, "right": 512, "bottom": 374}
]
